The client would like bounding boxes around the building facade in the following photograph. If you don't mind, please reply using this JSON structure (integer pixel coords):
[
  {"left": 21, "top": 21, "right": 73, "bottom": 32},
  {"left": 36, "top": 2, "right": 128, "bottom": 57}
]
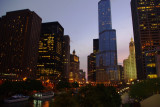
[
  {"left": 69, "top": 50, "right": 80, "bottom": 83},
  {"left": 0, "top": 9, "right": 42, "bottom": 79},
  {"left": 88, "top": 53, "right": 96, "bottom": 82},
  {"left": 123, "top": 38, "right": 137, "bottom": 82},
  {"left": 131, "top": 0, "right": 160, "bottom": 79},
  {"left": 117, "top": 65, "right": 124, "bottom": 81},
  {"left": 145, "top": 47, "right": 160, "bottom": 78},
  {"left": 62, "top": 35, "right": 70, "bottom": 80},
  {"left": 96, "top": 0, "right": 118, "bottom": 82},
  {"left": 79, "top": 69, "right": 86, "bottom": 83},
  {"left": 93, "top": 39, "right": 99, "bottom": 53},
  {"left": 37, "top": 22, "right": 64, "bottom": 83},
  {"left": 155, "top": 48, "right": 160, "bottom": 78},
  {"left": 88, "top": 39, "right": 99, "bottom": 82}
]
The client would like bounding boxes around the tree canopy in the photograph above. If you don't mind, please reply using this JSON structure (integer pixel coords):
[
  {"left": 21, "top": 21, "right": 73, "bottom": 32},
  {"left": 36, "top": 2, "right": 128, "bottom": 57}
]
[
  {"left": 77, "top": 84, "right": 121, "bottom": 107},
  {"left": 129, "top": 78, "right": 160, "bottom": 101},
  {"left": 0, "top": 79, "right": 44, "bottom": 96},
  {"left": 54, "top": 84, "right": 121, "bottom": 107}
]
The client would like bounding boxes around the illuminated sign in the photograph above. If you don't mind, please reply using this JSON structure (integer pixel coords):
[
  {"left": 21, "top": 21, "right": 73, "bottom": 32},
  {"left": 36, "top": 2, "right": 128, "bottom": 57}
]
[{"left": 74, "top": 56, "right": 79, "bottom": 62}]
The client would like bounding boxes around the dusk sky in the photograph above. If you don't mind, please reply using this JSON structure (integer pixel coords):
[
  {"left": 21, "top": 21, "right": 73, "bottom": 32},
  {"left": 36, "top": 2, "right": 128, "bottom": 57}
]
[{"left": 0, "top": 0, "right": 133, "bottom": 73}]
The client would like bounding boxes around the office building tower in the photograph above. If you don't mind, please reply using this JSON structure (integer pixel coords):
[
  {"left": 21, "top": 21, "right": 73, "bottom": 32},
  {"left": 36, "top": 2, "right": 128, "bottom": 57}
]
[
  {"left": 62, "top": 35, "right": 70, "bottom": 80},
  {"left": 155, "top": 47, "right": 160, "bottom": 77},
  {"left": 93, "top": 39, "right": 99, "bottom": 53},
  {"left": 69, "top": 50, "right": 80, "bottom": 82},
  {"left": 144, "top": 47, "right": 160, "bottom": 78},
  {"left": 79, "top": 69, "right": 86, "bottom": 83},
  {"left": 88, "top": 53, "right": 96, "bottom": 82},
  {"left": 96, "top": 0, "right": 118, "bottom": 82},
  {"left": 131, "top": 0, "right": 160, "bottom": 79},
  {"left": 37, "top": 22, "right": 64, "bottom": 82},
  {"left": 118, "top": 65, "right": 124, "bottom": 81},
  {"left": 123, "top": 38, "right": 137, "bottom": 82},
  {"left": 88, "top": 39, "right": 99, "bottom": 82},
  {"left": 0, "top": 9, "right": 42, "bottom": 79}
]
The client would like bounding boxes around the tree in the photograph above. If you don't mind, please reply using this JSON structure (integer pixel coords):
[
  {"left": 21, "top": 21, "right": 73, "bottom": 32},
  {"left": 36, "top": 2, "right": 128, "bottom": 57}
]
[
  {"left": 71, "top": 82, "right": 79, "bottom": 88},
  {"left": 0, "top": 79, "right": 44, "bottom": 97},
  {"left": 129, "top": 78, "right": 160, "bottom": 101},
  {"left": 25, "top": 79, "right": 44, "bottom": 91},
  {"left": 77, "top": 84, "right": 121, "bottom": 107},
  {"left": 53, "top": 84, "right": 121, "bottom": 107},
  {"left": 56, "top": 79, "right": 70, "bottom": 91},
  {"left": 53, "top": 93, "right": 79, "bottom": 107}
]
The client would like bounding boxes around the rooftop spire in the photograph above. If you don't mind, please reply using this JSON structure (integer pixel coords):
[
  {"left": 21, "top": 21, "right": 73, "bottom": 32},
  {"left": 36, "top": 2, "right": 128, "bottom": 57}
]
[
  {"left": 131, "top": 37, "right": 133, "bottom": 42},
  {"left": 73, "top": 50, "right": 75, "bottom": 55}
]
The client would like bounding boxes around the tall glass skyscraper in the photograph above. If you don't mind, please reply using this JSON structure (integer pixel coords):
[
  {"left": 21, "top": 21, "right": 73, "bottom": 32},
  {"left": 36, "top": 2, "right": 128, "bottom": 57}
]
[{"left": 96, "top": 0, "right": 118, "bottom": 81}]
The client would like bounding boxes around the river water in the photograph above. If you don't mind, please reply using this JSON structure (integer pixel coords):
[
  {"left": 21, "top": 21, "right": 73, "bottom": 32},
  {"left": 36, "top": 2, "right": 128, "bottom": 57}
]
[{"left": 0, "top": 98, "right": 54, "bottom": 107}]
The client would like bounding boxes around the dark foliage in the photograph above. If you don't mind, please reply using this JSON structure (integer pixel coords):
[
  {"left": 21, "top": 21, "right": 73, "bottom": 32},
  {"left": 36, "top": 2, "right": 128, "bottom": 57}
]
[
  {"left": 0, "top": 79, "right": 44, "bottom": 97},
  {"left": 54, "top": 84, "right": 121, "bottom": 107},
  {"left": 129, "top": 78, "right": 160, "bottom": 101},
  {"left": 53, "top": 93, "right": 79, "bottom": 107}
]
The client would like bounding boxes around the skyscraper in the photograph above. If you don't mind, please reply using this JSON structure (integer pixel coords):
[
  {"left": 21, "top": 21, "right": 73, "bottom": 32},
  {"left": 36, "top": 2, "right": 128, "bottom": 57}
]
[
  {"left": 117, "top": 65, "right": 124, "bottom": 81},
  {"left": 0, "top": 9, "right": 42, "bottom": 79},
  {"left": 96, "top": 0, "right": 118, "bottom": 81},
  {"left": 69, "top": 50, "right": 80, "bottom": 82},
  {"left": 123, "top": 38, "right": 137, "bottom": 82},
  {"left": 62, "top": 35, "right": 70, "bottom": 80},
  {"left": 88, "top": 39, "right": 99, "bottom": 82},
  {"left": 37, "top": 22, "right": 64, "bottom": 82},
  {"left": 131, "top": 0, "right": 160, "bottom": 79},
  {"left": 79, "top": 69, "right": 86, "bottom": 83},
  {"left": 88, "top": 53, "right": 96, "bottom": 82},
  {"left": 93, "top": 39, "right": 99, "bottom": 53}
]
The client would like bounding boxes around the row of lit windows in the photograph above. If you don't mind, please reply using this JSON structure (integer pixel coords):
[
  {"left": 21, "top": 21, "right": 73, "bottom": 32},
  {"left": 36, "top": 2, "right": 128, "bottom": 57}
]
[
  {"left": 41, "top": 56, "right": 50, "bottom": 58},
  {"left": 39, "top": 47, "right": 47, "bottom": 50},
  {"left": 138, "top": 5, "right": 160, "bottom": 10},
  {"left": 38, "top": 51, "right": 48, "bottom": 53},
  {"left": 37, "top": 65, "right": 44, "bottom": 67},
  {"left": 44, "top": 34, "right": 54, "bottom": 36}
]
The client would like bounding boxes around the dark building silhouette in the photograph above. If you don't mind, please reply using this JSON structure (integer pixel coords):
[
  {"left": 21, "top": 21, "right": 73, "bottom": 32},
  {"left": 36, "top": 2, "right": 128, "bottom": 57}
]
[
  {"left": 93, "top": 39, "right": 99, "bottom": 53},
  {"left": 69, "top": 50, "right": 80, "bottom": 82},
  {"left": 0, "top": 9, "right": 42, "bottom": 79},
  {"left": 88, "top": 39, "right": 99, "bottom": 82},
  {"left": 37, "top": 22, "right": 64, "bottom": 82},
  {"left": 131, "top": 0, "right": 160, "bottom": 79},
  {"left": 62, "top": 35, "right": 70, "bottom": 80},
  {"left": 118, "top": 65, "right": 124, "bottom": 81},
  {"left": 79, "top": 69, "right": 86, "bottom": 83},
  {"left": 88, "top": 53, "right": 96, "bottom": 82},
  {"left": 155, "top": 47, "right": 160, "bottom": 78}
]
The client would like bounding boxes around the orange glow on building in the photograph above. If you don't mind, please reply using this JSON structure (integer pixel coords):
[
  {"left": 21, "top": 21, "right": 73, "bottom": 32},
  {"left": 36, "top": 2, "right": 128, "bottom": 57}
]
[{"left": 74, "top": 56, "right": 79, "bottom": 62}]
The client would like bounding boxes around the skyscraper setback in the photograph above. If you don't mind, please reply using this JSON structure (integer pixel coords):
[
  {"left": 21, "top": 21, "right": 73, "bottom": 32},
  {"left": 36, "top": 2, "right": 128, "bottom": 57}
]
[
  {"left": 131, "top": 0, "right": 160, "bottom": 79},
  {"left": 0, "top": 9, "right": 42, "bottom": 79},
  {"left": 96, "top": 0, "right": 118, "bottom": 81}
]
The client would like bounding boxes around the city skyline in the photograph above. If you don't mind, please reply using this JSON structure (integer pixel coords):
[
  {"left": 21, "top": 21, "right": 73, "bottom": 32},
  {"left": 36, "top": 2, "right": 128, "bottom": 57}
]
[{"left": 0, "top": 0, "right": 133, "bottom": 73}]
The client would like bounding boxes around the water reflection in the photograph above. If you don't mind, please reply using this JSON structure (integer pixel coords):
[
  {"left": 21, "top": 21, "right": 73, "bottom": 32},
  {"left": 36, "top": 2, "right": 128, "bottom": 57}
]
[
  {"left": 34, "top": 100, "right": 42, "bottom": 107},
  {"left": 0, "top": 98, "right": 54, "bottom": 107}
]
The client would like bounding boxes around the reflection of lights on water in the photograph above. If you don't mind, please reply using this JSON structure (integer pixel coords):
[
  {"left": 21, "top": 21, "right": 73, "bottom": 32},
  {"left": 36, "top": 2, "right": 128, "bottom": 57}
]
[
  {"left": 43, "top": 101, "right": 49, "bottom": 107},
  {"left": 34, "top": 100, "right": 42, "bottom": 107},
  {"left": 33, "top": 98, "right": 55, "bottom": 107},
  {"left": 51, "top": 98, "right": 55, "bottom": 102}
]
